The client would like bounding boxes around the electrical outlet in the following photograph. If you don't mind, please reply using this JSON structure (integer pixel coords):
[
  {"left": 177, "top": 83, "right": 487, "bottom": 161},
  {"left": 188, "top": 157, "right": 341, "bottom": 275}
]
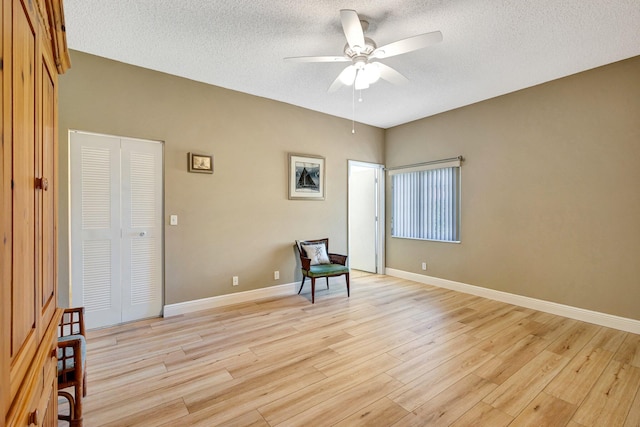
[
  {"left": 170, "top": 215, "right": 178, "bottom": 225},
  {"left": 274, "top": 271, "right": 280, "bottom": 280},
  {"left": 421, "top": 262, "right": 427, "bottom": 271},
  {"left": 232, "top": 276, "right": 239, "bottom": 286}
]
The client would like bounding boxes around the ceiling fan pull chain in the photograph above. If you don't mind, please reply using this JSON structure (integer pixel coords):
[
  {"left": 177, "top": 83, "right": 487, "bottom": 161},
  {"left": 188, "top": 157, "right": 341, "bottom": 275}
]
[{"left": 352, "top": 83, "right": 356, "bottom": 134}]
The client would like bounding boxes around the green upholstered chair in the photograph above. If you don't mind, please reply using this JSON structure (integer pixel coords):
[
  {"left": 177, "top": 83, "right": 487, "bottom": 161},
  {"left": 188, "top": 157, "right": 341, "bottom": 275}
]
[{"left": 295, "top": 238, "right": 350, "bottom": 303}]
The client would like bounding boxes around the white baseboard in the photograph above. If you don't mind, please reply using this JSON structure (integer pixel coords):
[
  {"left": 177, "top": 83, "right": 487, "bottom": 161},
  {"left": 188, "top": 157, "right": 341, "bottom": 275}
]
[
  {"left": 163, "top": 282, "right": 298, "bottom": 317},
  {"left": 385, "top": 268, "right": 640, "bottom": 335}
]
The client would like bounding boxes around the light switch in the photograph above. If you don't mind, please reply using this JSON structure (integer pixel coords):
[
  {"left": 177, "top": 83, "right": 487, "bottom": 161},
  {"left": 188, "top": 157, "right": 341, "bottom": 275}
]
[{"left": 170, "top": 215, "right": 178, "bottom": 225}]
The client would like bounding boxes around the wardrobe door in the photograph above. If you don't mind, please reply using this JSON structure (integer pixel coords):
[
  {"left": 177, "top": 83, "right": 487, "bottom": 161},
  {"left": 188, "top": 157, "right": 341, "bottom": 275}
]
[
  {"left": 3, "top": 0, "right": 68, "bottom": 423},
  {"left": 1, "top": 0, "right": 7, "bottom": 419},
  {"left": 10, "top": 0, "right": 38, "bottom": 401},
  {"left": 38, "top": 32, "right": 58, "bottom": 336}
]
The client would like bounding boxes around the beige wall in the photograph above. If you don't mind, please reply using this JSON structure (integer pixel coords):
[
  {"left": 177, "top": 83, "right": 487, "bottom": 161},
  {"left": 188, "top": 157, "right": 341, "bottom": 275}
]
[
  {"left": 58, "top": 50, "right": 384, "bottom": 306},
  {"left": 385, "top": 56, "right": 640, "bottom": 320},
  {"left": 59, "top": 50, "right": 639, "bottom": 321}
]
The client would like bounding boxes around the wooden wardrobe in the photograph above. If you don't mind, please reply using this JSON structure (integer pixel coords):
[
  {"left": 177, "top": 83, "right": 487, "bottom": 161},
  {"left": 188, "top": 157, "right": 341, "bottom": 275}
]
[{"left": 1, "top": 0, "right": 70, "bottom": 425}]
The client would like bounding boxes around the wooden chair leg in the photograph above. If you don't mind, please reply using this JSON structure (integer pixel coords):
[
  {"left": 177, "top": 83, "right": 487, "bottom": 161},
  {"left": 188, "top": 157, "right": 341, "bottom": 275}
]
[
  {"left": 298, "top": 276, "right": 306, "bottom": 295},
  {"left": 311, "top": 277, "right": 316, "bottom": 304},
  {"left": 58, "top": 391, "right": 75, "bottom": 422},
  {"left": 346, "top": 273, "right": 350, "bottom": 297},
  {"left": 59, "top": 387, "right": 83, "bottom": 426},
  {"left": 74, "top": 382, "right": 83, "bottom": 426}
]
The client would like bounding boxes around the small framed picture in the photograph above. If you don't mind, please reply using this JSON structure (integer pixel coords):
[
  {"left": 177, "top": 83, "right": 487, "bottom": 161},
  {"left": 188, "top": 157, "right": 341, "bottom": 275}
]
[
  {"left": 288, "top": 153, "right": 325, "bottom": 200},
  {"left": 188, "top": 153, "right": 213, "bottom": 174}
]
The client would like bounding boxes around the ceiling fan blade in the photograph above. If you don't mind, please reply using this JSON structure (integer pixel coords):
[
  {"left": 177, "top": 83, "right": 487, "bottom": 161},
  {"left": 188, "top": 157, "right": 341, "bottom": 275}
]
[
  {"left": 284, "top": 55, "right": 350, "bottom": 63},
  {"left": 328, "top": 76, "right": 344, "bottom": 93},
  {"left": 376, "top": 62, "right": 409, "bottom": 85},
  {"left": 372, "top": 31, "right": 443, "bottom": 59},
  {"left": 328, "top": 65, "right": 356, "bottom": 92},
  {"left": 340, "top": 9, "right": 365, "bottom": 52}
]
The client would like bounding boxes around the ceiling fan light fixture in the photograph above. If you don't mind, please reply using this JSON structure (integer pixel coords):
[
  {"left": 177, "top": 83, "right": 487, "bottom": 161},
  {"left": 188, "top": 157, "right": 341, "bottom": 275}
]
[
  {"left": 354, "top": 69, "right": 370, "bottom": 90},
  {"left": 363, "top": 62, "right": 381, "bottom": 84},
  {"left": 339, "top": 65, "right": 357, "bottom": 85}
]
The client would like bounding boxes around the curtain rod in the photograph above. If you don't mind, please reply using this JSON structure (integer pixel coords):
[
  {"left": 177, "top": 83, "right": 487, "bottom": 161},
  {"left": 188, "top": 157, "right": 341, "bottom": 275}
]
[{"left": 384, "top": 155, "right": 464, "bottom": 172}]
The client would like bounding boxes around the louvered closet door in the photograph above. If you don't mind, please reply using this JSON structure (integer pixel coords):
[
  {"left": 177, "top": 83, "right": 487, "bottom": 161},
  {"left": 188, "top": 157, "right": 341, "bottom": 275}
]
[
  {"left": 70, "top": 131, "right": 163, "bottom": 329},
  {"left": 120, "top": 138, "right": 163, "bottom": 322},
  {"left": 70, "top": 132, "right": 122, "bottom": 329}
]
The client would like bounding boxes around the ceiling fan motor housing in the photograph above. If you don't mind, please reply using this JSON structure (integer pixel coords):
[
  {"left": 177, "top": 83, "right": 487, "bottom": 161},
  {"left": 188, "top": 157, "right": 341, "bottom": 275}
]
[{"left": 344, "top": 37, "right": 377, "bottom": 58}]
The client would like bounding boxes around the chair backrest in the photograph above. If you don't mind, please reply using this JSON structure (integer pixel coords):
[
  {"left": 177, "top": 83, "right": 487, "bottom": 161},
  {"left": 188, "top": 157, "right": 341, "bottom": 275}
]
[
  {"left": 59, "top": 307, "right": 86, "bottom": 338},
  {"left": 295, "top": 238, "right": 329, "bottom": 260},
  {"left": 57, "top": 307, "right": 87, "bottom": 389}
]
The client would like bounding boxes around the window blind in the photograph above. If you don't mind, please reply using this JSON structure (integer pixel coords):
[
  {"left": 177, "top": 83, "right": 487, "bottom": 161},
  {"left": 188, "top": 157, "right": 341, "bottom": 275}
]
[{"left": 391, "top": 164, "right": 460, "bottom": 242}]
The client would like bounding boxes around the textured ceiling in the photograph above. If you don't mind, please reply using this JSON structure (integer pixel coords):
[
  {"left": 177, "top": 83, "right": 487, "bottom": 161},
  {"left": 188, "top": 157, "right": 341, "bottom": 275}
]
[{"left": 63, "top": 0, "right": 640, "bottom": 129}]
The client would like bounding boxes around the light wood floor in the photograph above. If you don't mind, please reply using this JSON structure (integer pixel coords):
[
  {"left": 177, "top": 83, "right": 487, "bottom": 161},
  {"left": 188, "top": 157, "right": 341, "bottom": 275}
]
[{"left": 66, "top": 275, "right": 640, "bottom": 426}]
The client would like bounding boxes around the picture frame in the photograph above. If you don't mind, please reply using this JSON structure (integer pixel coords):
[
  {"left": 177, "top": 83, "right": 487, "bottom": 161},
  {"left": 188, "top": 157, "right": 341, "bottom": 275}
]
[
  {"left": 188, "top": 152, "right": 213, "bottom": 174},
  {"left": 288, "top": 153, "right": 325, "bottom": 200}
]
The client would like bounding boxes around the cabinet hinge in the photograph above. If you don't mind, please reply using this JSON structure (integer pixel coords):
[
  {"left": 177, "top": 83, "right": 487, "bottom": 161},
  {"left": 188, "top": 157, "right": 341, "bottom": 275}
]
[
  {"left": 11, "top": 179, "right": 14, "bottom": 189},
  {"left": 0, "top": 58, "right": 3, "bottom": 71}
]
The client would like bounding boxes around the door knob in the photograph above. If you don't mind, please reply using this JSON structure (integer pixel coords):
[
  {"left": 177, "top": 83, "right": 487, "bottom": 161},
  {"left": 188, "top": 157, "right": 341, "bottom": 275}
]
[
  {"left": 139, "top": 231, "right": 146, "bottom": 237},
  {"left": 28, "top": 409, "right": 39, "bottom": 425},
  {"left": 35, "top": 177, "right": 49, "bottom": 190}
]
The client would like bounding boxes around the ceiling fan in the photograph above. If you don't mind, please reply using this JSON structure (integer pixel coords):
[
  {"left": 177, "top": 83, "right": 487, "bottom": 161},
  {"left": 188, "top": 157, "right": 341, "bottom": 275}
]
[{"left": 285, "top": 9, "right": 443, "bottom": 92}]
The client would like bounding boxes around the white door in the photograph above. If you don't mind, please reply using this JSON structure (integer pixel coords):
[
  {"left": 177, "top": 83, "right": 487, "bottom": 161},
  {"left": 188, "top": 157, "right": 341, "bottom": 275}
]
[
  {"left": 120, "top": 139, "right": 163, "bottom": 322},
  {"left": 70, "top": 132, "right": 122, "bottom": 328},
  {"left": 348, "top": 161, "right": 384, "bottom": 273},
  {"left": 70, "top": 131, "right": 163, "bottom": 329}
]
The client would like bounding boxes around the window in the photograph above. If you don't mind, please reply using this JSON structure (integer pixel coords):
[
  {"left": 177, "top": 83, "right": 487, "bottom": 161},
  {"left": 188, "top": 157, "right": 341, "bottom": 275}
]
[{"left": 390, "top": 159, "right": 461, "bottom": 242}]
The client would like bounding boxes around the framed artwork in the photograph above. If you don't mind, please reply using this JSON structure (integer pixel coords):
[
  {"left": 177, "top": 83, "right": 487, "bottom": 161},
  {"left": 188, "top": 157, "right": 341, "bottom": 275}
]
[
  {"left": 288, "top": 153, "right": 325, "bottom": 200},
  {"left": 188, "top": 152, "right": 213, "bottom": 174}
]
